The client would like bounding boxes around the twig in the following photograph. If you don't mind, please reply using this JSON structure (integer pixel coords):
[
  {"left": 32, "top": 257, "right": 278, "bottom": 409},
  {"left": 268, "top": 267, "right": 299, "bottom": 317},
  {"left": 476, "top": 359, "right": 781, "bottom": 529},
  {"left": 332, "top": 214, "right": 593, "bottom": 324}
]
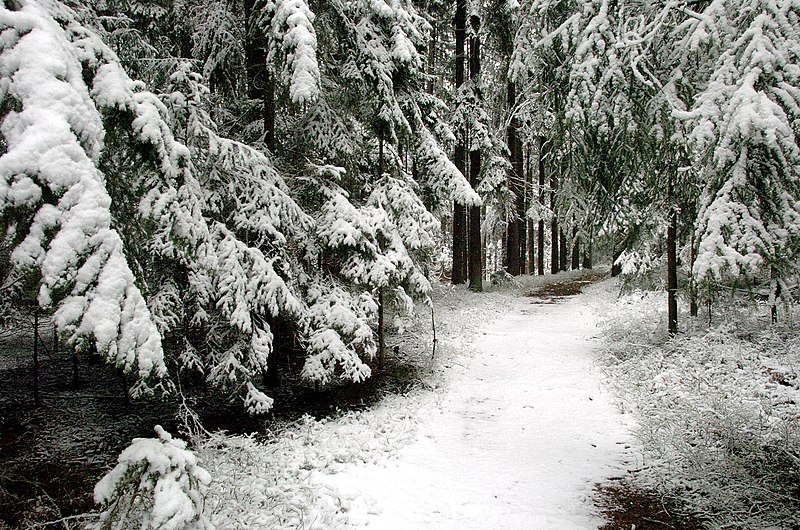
[{"left": 28, "top": 512, "right": 99, "bottom": 529}]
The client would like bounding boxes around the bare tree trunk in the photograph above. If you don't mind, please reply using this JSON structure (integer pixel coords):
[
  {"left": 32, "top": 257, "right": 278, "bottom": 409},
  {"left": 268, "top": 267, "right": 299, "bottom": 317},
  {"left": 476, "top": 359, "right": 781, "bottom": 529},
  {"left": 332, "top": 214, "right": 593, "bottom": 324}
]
[
  {"left": 583, "top": 229, "right": 593, "bottom": 269},
  {"left": 550, "top": 165, "right": 559, "bottom": 274},
  {"left": 452, "top": 0, "right": 468, "bottom": 285},
  {"left": 559, "top": 228, "right": 567, "bottom": 272},
  {"left": 243, "top": 0, "right": 273, "bottom": 148},
  {"left": 537, "top": 138, "right": 546, "bottom": 275},
  {"left": 427, "top": 21, "right": 437, "bottom": 94},
  {"left": 689, "top": 234, "right": 698, "bottom": 317},
  {"left": 667, "top": 175, "right": 678, "bottom": 335},
  {"left": 265, "top": 71, "right": 275, "bottom": 150},
  {"left": 468, "top": 14, "right": 482, "bottom": 292},
  {"left": 770, "top": 267, "right": 781, "bottom": 323},
  {"left": 378, "top": 288, "right": 386, "bottom": 369},
  {"left": 571, "top": 225, "right": 580, "bottom": 270},
  {"left": 506, "top": 82, "right": 521, "bottom": 275},
  {"left": 515, "top": 135, "right": 526, "bottom": 274},
  {"left": 33, "top": 308, "right": 40, "bottom": 407}
]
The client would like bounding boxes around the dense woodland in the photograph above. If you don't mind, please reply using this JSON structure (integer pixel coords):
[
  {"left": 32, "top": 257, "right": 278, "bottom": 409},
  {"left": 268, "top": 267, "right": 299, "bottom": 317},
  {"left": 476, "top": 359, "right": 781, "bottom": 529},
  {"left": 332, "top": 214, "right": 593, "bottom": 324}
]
[{"left": 1, "top": 0, "right": 799, "bottom": 527}]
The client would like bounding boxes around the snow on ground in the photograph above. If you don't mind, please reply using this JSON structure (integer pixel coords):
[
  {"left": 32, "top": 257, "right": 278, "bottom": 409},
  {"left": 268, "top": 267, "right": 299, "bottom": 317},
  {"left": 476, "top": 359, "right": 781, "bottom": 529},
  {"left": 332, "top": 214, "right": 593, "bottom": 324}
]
[
  {"left": 197, "top": 273, "right": 640, "bottom": 529},
  {"left": 320, "top": 276, "right": 639, "bottom": 529}
]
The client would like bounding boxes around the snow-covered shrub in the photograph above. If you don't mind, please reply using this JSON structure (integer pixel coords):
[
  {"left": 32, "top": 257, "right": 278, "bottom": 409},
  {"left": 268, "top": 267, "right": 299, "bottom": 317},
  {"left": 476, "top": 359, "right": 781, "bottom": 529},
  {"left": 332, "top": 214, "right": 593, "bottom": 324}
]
[
  {"left": 94, "top": 425, "right": 213, "bottom": 530},
  {"left": 599, "top": 286, "right": 800, "bottom": 527}
]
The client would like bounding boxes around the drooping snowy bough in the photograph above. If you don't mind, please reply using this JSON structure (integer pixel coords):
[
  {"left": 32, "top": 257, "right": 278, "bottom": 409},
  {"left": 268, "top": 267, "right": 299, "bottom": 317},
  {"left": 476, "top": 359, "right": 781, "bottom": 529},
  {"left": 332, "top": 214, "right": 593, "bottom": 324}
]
[{"left": 0, "top": 0, "right": 167, "bottom": 393}]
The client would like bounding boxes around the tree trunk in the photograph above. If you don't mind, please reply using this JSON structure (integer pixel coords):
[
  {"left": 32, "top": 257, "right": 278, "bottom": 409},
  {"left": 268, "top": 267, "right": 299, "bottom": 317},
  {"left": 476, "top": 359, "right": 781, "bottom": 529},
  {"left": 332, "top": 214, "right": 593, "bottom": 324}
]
[
  {"left": 550, "top": 157, "right": 559, "bottom": 274},
  {"left": 468, "top": 14, "right": 482, "bottom": 292},
  {"left": 771, "top": 267, "right": 782, "bottom": 323},
  {"left": 667, "top": 188, "right": 678, "bottom": 336},
  {"left": 515, "top": 135, "right": 526, "bottom": 274},
  {"left": 452, "top": 0, "right": 468, "bottom": 285},
  {"left": 265, "top": 70, "right": 275, "bottom": 150},
  {"left": 611, "top": 246, "right": 623, "bottom": 276},
  {"left": 689, "top": 234, "right": 698, "bottom": 317},
  {"left": 243, "top": 0, "right": 273, "bottom": 148},
  {"left": 427, "top": 21, "right": 437, "bottom": 94},
  {"left": 506, "top": 82, "right": 521, "bottom": 276},
  {"left": 559, "top": 228, "right": 567, "bottom": 272},
  {"left": 537, "top": 137, "right": 546, "bottom": 275},
  {"left": 378, "top": 288, "right": 386, "bottom": 369},
  {"left": 528, "top": 219, "right": 535, "bottom": 275},
  {"left": 583, "top": 230, "right": 593, "bottom": 269},
  {"left": 33, "top": 308, "right": 40, "bottom": 407},
  {"left": 571, "top": 225, "right": 580, "bottom": 270}
]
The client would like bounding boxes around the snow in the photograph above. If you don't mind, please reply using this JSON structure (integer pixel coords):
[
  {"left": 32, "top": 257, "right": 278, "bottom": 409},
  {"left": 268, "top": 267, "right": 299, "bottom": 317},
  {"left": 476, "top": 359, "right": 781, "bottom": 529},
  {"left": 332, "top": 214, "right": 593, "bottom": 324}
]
[
  {"left": 319, "top": 279, "right": 637, "bottom": 528},
  {"left": 272, "top": 0, "right": 320, "bottom": 104},
  {"left": 95, "top": 425, "right": 213, "bottom": 530},
  {"left": 188, "top": 274, "right": 640, "bottom": 528}
]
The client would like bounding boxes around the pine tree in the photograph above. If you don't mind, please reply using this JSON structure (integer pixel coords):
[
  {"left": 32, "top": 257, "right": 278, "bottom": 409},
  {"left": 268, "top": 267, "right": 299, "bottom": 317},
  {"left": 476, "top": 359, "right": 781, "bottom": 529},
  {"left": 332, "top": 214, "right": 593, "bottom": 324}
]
[
  {"left": 0, "top": 0, "right": 168, "bottom": 394},
  {"left": 679, "top": 0, "right": 800, "bottom": 285}
]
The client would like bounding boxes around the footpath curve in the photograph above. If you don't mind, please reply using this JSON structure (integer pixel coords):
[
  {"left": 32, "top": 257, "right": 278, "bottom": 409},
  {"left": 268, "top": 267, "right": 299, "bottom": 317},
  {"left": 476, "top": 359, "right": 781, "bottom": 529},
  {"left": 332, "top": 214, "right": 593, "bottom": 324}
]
[{"left": 326, "top": 284, "right": 637, "bottom": 529}]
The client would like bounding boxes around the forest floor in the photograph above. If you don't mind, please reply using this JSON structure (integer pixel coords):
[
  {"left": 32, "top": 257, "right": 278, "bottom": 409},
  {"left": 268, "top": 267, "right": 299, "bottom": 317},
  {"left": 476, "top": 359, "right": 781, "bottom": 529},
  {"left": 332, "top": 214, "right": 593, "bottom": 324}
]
[{"left": 1, "top": 270, "right": 716, "bottom": 529}]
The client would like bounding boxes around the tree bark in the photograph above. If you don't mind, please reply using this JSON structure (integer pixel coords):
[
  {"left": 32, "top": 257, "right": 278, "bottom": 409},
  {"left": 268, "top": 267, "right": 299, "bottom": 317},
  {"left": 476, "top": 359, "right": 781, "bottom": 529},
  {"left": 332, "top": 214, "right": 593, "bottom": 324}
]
[
  {"left": 33, "top": 308, "right": 40, "bottom": 407},
  {"left": 550, "top": 158, "right": 559, "bottom": 274},
  {"left": 265, "top": 71, "right": 275, "bottom": 150},
  {"left": 689, "top": 234, "right": 698, "bottom": 317},
  {"left": 378, "top": 288, "right": 386, "bottom": 369},
  {"left": 515, "top": 135, "right": 526, "bottom": 274},
  {"left": 452, "top": 0, "right": 468, "bottom": 285},
  {"left": 427, "top": 21, "right": 437, "bottom": 94},
  {"left": 506, "top": 82, "right": 521, "bottom": 276},
  {"left": 583, "top": 235, "right": 593, "bottom": 269},
  {"left": 559, "top": 228, "right": 568, "bottom": 272},
  {"left": 571, "top": 225, "right": 580, "bottom": 270},
  {"left": 611, "top": 247, "right": 623, "bottom": 276},
  {"left": 243, "top": 0, "right": 273, "bottom": 148},
  {"left": 667, "top": 177, "right": 678, "bottom": 335},
  {"left": 468, "top": 14, "right": 482, "bottom": 292},
  {"left": 537, "top": 138, "right": 546, "bottom": 275}
]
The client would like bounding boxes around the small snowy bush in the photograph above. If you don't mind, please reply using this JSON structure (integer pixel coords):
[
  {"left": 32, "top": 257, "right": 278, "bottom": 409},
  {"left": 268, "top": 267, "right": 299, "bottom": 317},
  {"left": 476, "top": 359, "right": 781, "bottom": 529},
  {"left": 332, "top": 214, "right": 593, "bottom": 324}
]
[{"left": 93, "top": 425, "right": 213, "bottom": 530}]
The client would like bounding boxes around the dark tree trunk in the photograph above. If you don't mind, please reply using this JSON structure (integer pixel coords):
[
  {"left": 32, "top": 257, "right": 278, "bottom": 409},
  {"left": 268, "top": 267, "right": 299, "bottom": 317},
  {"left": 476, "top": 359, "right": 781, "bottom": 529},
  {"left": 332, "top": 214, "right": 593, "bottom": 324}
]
[
  {"left": 265, "top": 71, "right": 275, "bottom": 150},
  {"left": 537, "top": 138, "right": 546, "bottom": 275},
  {"left": 571, "top": 225, "right": 580, "bottom": 270},
  {"left": 528, "top": 220, "right": 535, "bottom": 275},
  {"left": 550, "top": 158, "right": 559, "bottom": 274},
  {"left": 243, "top": 0, "right": 273, "bottom": 148},
  {"left": 378, "top": 288, "right": 386, "bottom": 369},
  {"left": 771, "top": 267, "right": 782, "bottom": 323},
  {"left": 667, "top": 176, "right": 678, "bottom": 335},
  {"left": 559, "top": 229, "right": 568, "bottom": 271},
  {"left": 452, "top": 0, "right": 468, "bottom": 285},
  {"left": 506, "top": 82, "right": 521, "bottom": 276},
  {"left": 583, "top": 235, "right": 593, "bottom": 269},
  {"left": 468, "top": 15, "right": 482, "bottom": 292},
  {"left": 550, "top": 218, "right": 559, "bottom": 274},
  {"left": 515, "top": 136, "right": 526, "bottom": 274},
  {"left": 611, "top": 247, "right": 623, "bottom": 276},
  {"left": 33, "top": 308, "right": 40, "bottom": 407},
  {"left": 689, "top": 234, "right": 698, "bottom": 317},
  {"left": 72, "top": 351, "right": 79, "bottom": 389},
  {"left": 427, "top": 21, "right": 437, "bottom": 94}
]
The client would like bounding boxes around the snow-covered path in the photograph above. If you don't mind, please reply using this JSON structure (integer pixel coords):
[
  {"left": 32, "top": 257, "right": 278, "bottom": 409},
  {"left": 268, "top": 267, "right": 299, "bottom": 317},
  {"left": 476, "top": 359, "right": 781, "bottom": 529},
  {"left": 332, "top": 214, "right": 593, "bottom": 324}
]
[{"left": 325, "top": 287, "right": 638, "bottom": 529}]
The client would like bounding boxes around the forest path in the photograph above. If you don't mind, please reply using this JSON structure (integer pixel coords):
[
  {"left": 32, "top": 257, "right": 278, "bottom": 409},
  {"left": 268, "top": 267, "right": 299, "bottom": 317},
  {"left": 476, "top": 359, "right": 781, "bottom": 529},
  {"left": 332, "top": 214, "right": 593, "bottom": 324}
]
[{"left": 325, "top": 283, "right": 638, "bottom": 529}]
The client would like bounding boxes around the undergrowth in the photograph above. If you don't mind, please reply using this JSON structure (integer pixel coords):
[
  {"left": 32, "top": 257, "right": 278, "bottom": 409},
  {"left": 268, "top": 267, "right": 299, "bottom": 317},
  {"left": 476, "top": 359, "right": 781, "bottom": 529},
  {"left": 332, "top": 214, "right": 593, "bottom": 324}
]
[{"left": 598, "top": 284, "right": 800, "bottom": 529}]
